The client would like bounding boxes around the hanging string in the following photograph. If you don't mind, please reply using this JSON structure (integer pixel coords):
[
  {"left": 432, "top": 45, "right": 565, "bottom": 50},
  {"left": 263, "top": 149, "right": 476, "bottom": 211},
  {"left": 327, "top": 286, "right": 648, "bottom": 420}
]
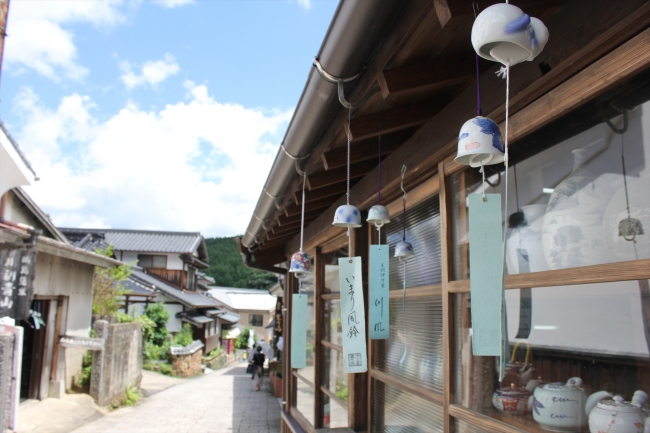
[
  {"left": 378, "top": 126, "right": 382, "bottom": 205},
  {"left": 400, "top": 165, "right": 407, "bottom": 242},
  {"left": 472, "top": 1, "right": 482, "bottom": 116},
  {"left": 347, "top": 107, "right": 351, "bottom": 206},
  {"left": 399, "top": 259, "right": 408, "bottom": 365},
  {"left": 480, "top": 160, "right": 486, "bottom": 200},
  {"left": 503, "top": 61, "right": 511, "bottom": 249},
  {"left": 621, "top": 130, "right": 640, "bottom": 259},
  {"left": 300, "top": 172, "right": 306, "bottom": 252}
]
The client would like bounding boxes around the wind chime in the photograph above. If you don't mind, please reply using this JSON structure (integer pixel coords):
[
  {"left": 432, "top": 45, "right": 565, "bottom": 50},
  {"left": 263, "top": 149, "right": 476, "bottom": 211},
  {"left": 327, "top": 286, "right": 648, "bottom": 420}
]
[
  {"left": 395, "top": 165, "right": 414, "bottom": 364},
  {"left": 456, "top": 1, "right": 548, "bottom": 380},
  {"left": 289, "top": 172, "right": 311, "bottom": 370},
  {"left": 368, "top": 129, "right": 390, "bottom": 340}
]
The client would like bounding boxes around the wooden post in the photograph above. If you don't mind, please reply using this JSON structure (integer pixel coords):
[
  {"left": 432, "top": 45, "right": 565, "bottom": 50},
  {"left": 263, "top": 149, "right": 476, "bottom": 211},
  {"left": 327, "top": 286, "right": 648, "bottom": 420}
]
[
  {"left": 439, "top": 161, "right": 455, "bottom": 432},
  {"left": 313, "top": 248, "right": 324, "bottom": 428}
]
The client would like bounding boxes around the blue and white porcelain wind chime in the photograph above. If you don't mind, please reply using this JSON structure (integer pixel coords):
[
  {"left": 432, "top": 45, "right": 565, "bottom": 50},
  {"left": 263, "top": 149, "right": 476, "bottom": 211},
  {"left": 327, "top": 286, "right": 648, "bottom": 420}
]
[{"left": 455, "top": 1, "right": 548, "bottom": 381}]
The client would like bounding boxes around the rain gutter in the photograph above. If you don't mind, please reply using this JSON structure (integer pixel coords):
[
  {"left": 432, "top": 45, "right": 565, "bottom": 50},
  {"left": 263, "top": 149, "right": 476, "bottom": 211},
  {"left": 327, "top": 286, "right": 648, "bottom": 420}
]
[{"left": 241, "top": 0, "right": 406, "bottom": 251}]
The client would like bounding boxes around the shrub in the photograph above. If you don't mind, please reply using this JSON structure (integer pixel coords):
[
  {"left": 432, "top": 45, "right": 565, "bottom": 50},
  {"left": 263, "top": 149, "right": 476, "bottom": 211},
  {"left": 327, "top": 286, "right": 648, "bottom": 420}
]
[
  {"left": 76, "top": 350, "right": 93, "bottom": 388},
  {"left": 144, "top": 302, "right": 170, "bottom": 346},
  {"left": 159, "top": 364, "right": 173, "bottom": 376},
  {"left": 235, "top": 324, "right": 256, "bottom": 349},
  {"left": 173, "top": 323, "right": 194, "bottom": 347},
  {"left": 143, "top": 340, "right": 170, "bottom": 361}
]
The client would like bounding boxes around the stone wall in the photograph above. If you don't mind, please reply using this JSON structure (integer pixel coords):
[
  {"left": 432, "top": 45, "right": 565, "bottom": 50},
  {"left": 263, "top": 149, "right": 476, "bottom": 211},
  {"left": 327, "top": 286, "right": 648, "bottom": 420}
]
[
  {"left": 170, "top": 340, "right": 204, "bottom": 378},
  {"left": 0, "top": 332, "right": 14, "bottom": 432},
  {"left": 90, "top": 320, "right": 142, "bottom": 407}
]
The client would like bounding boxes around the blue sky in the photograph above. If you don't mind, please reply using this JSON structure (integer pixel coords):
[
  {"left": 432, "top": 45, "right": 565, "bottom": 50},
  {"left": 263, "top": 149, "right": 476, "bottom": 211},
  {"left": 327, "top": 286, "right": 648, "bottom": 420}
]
[{"left": 1, "top": 0, "right": 338, "bottom": 236}]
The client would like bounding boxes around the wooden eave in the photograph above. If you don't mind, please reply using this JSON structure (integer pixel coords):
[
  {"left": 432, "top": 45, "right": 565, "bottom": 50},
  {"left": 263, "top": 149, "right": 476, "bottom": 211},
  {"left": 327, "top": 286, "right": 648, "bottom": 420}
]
[{"left": 250, "top": 0, "right": 650, "bottom": 266}]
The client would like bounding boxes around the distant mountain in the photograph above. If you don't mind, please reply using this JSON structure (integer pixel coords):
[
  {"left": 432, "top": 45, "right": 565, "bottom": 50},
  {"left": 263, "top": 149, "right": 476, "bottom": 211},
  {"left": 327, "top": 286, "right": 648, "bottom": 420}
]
[{"left": 203, "top": 236, "right": 277, "bottom": 290}]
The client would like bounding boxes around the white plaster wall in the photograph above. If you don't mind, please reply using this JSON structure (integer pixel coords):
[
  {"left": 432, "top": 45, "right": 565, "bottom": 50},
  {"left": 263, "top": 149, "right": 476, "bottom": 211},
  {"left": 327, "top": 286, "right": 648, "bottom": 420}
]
[
  {"left": 237, "top": 309, "right": 274, "bottom": 342},
  {"left": 117, "top": 251, "right": 184, "bottom": 270}
]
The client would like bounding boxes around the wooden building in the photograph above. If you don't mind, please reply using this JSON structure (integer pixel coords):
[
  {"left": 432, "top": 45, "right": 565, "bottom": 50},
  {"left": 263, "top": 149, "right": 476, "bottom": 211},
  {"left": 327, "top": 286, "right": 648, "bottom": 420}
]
[{"left": 240, "top": 1, "right": 650, "bottom": 432}]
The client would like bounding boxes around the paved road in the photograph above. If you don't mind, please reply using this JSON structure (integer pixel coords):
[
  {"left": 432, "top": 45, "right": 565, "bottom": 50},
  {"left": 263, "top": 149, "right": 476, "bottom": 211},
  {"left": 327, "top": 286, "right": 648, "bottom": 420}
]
[{"left": 71, "top": 364, "right": 281, "bottom": 433}]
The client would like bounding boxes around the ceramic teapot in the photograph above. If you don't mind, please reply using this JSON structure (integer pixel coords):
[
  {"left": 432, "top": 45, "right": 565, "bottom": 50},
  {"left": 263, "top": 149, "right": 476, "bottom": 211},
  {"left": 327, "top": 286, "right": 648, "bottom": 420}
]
[
  {"left": 529, "top": 377, "right": 611, "bottom": 432},
  {"left": 588, "top": 391, "right": 650, "bottom": 433},
  {"left": 493, "top": 383, "right": 532, "bottom": 413}
]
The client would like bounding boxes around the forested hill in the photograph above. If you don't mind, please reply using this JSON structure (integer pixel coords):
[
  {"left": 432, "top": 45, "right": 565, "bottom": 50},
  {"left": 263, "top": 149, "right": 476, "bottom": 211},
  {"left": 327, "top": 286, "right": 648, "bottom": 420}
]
[{"left": 202, "top": 236, "right": 277, "bottom": 290}]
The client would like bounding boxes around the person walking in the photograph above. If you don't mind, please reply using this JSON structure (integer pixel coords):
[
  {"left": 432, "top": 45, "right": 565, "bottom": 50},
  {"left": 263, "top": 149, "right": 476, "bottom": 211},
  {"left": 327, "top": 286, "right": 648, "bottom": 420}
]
[{"left": 252, "top": 346, "right": 265, "bottom": 391}]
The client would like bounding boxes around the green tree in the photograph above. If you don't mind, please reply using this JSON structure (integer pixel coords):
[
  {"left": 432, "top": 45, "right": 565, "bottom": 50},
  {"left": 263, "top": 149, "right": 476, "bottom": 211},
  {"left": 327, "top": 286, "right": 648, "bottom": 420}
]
[
  {"left": 203, "top": 236, "right": 277, "bottom": 290},
  {"left": 144, "top": 301, "right": 170, "bottom": 346},
  {"left": 235, "top": 324, "right": 257, "bottom": 349},
  {"left": 173, "top": 323, "right": 194, "bottom": 347},
  {"left": 91, "top": 246, "right": 133, "bottom": 316}
]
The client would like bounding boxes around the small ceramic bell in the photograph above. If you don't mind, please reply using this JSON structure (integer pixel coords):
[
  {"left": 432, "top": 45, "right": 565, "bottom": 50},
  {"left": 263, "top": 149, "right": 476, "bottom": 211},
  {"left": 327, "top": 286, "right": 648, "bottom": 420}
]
[
  {"left": 289, "top": 251, "right": 312, "bottom": 279},
  {"left": 333, "top": 204, "right": 362, "bottom": 228},
  {"left": 472, "top": 3, "right": 549, "bottom": 66},
  {"left": 455, "top": 116, "right": 504, "bottom": 167},
  {"left": 619, "top": 217, "right": 645, "bottom": 241},
  {"left": 367, "top": 205, "right": 390, "bottom": 228},
  {"left": 394, "top": 241, "right": 414, "bottom": 260}
]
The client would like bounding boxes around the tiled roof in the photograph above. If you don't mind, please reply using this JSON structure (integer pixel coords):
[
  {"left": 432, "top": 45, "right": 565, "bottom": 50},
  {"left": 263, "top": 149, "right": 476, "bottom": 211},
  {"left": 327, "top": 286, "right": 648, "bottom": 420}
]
[
  {"left": 58, "top": 228, "right": 204, "bottom": 254},
  {"left": 66, "top": 232, "right": 111, "bottom": 253},
  {"left": 121, "top": 277, "right": 157, "bottom": 297},
  {"left": 207, "top": 287, "right": 277, "bottom": 312},
  {"left": 131, "top": 269, "right": 219, "bottom": 309},
  {"left": 0, "top": 121, "right": 36, "bottom": 176},
  {"left": 180, "top": 311, "right": 213, "bottom": 325}
]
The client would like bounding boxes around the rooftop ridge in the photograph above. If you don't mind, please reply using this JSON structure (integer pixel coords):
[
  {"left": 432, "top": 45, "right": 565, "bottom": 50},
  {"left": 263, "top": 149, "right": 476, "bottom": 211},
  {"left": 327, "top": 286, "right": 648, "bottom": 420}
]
[{"left": 59, "top": 227, "right": 202, "bottom": 237}]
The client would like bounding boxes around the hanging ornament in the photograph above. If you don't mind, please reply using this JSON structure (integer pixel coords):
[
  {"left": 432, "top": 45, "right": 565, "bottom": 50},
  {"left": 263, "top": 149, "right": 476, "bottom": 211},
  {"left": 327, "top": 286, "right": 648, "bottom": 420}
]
[
  {"left": 394, "top": 165, "right": 413, "bottom": 365},
  {"left": 369, "top": 127, "right": 390, "bottom": 340},
  {"left": 367, "top": 127, "right": 390, "bottom": 230},
  {"left": 289, "top": 173, "right": 312, "bottom": 280},
  {"left": 333, "top": 108, "right": 362, "bottom": 236}
]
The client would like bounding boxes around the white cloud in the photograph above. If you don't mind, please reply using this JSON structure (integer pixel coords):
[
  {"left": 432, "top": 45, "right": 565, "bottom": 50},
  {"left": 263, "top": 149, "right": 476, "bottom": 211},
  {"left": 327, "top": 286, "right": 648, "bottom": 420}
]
[
  {"left": 296, "top": 0, "right": 312, "bottom": 11},
  {"left": 153, "top": 0, "right": 194, "bottom": 8},
  {"left": 120, "top": 54, "right": 180, "bottom": 90},
  {"left": 16, "top": 84, "right": 293, "bottom": 237},
  {"left": 4, "top": 0, "right": 128, "bottom": 81}
]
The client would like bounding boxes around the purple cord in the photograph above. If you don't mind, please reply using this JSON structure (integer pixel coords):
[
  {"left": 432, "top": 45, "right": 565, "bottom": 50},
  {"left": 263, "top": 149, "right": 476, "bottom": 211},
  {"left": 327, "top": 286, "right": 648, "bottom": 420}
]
[
  {"left": 378, "top": 128, "right": 381, "bottom": 205},
  {"left": 475, "top": 53, "right": 482, "bottom": 116}
]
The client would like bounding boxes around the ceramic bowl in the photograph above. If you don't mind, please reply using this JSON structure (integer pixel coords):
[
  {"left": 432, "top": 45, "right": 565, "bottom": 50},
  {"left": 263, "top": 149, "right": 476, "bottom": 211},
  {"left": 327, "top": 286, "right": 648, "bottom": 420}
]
[
  {"left": 455, "top": 116, "right": 504, "bottom": 167},
  {"left": 367, "top": 205, "right": 390, "bottom": 227},
  {"left": 333, "top": 205, "right": 362, "bottom": 228},
  {"left": 471, "top": 3, "right": 549, "bottom": 66}
]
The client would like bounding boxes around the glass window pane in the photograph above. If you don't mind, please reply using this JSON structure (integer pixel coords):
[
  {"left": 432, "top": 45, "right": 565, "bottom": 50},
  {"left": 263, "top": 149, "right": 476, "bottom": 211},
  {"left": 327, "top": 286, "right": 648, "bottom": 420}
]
[
  {"left": 325, "top": 263, "right": 341, "bottom": 294},
  {"left": 152, "top": 255, "right": 167, "bottom": 268},
  {"left": 386, "top": 195, "right": 442, "bottom": 289},
  {"left": 295, "top": 377, "right": 315, "bottom": 427},
  {"left": 373, "top": 296, "right": 443, "bottom": 394},
  {"left": 455, "top": 279, "right": 650, "bottom": 431},
  {"left": 324, "top": 298, "right": 342, "bottom": 347},
  {"left": 452, "top": 100, "right": 650, "bottom": 279},
  {"left": 137, "top": 255, "right": 153, "bottom": 268},
  {"left": 323, "top": 392, "right": 348, "bottom": 429},
  {"left": 372, "top": 379, "right": 443, "bottom": 432},
  {"left": 322, "top": 347, "right": 348, "bottom": 403}
]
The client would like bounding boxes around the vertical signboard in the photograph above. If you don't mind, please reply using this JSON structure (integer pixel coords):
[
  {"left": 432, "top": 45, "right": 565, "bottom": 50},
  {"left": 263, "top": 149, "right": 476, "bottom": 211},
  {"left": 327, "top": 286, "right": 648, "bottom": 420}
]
[
  {"left": 290, "top": 293, "right": 308, "bottom": 369},
  {"left": 469, "top": 194, "right": 504, "bottom": 356},
  {"left": 369, "top": 245, "right": 389, "bottom": 339},
  {"left": 338, "top": 257, "right": 367, "bottom": 373},
  {"left": 0, "top": 249, "right": 37, "bottom": 321}
]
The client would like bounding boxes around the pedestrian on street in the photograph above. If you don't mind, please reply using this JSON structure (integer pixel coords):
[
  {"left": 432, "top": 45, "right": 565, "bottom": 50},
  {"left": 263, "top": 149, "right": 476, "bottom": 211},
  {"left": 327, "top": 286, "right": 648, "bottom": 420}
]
[{"left": 252, "top": 346, "right": 265, "bottom": 391}]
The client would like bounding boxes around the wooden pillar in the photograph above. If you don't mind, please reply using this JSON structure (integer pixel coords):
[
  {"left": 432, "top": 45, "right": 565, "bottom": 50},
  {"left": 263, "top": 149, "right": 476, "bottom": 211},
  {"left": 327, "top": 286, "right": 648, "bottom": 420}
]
[
  {"left": 283, "top": 262, "right": 294, "bottom": 411},
  {"left": 348, "top": 218, "right": 369, "bottom": 431},
  {"left": 313, "top": 248, "right": 324, "bottom": 428},
  {"left": 440, "top": 161, "right": 455, "bottom": 432}
]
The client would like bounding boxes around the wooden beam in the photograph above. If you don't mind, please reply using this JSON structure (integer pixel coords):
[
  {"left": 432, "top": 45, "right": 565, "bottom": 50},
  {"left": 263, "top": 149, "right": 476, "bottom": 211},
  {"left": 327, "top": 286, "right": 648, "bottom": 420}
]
[
  {"left": 271, "top": 216, "right": 318, "bottom": 235},
  {"left": 313, "top": 250, "right": 324, "bottom": 429},
  {"left": 259, "top": 234, "right": 296, "bottom": 250},
  {"left": 434, "top": 0, "right": 565, "bottom": 28},
  {"left": 348, "top": 99, "right": 449, "bottom": 142},
  {"left": 287, "top": 0, "right": 650, "bottom": 256},
  {"left": 284, "top": 196, "right": 336, "bottom": 218},
  {"left": 321, "top": 128, "right": 413, "bottom": 170},
  {"left": 449, "top": 404, "right": 523, "bottom": 433},
  {"left": 377, "top": 59, "right": 475, "bottom": 98},
  {"left": 306, "top": 159, "right": 377, "bottom": 191},
  {"left": 294, "top": 182, "right": 347, "bottom": 205},
  {"left": 277, "top": 208, "right": 324, "bottom": 226},
  {"left": 439, "top": 161, "right": 453, "bottom": 433}
]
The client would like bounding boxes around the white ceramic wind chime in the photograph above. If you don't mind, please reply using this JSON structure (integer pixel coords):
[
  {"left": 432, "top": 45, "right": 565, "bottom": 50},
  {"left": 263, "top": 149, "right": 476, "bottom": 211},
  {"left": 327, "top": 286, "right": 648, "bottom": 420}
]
[
  {"left": 368, "top": 130, "right": 391, "bottom": 340},
  {"left": 456, "top": 1, "right": 548, "bottom": 379},
  {"left": 395, "top": 165, "right": 414, "bottom": 364}
]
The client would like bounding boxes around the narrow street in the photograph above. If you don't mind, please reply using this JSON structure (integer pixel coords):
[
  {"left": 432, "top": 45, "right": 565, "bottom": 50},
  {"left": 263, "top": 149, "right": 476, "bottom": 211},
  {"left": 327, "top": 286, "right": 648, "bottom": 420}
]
[{"left": 70, "top": 364, "right": 282, "bottom": 433}]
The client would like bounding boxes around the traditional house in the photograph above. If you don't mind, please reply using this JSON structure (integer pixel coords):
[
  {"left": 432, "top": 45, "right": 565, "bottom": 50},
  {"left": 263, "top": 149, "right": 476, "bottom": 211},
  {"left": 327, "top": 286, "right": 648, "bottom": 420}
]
[
  {"left": 240, "top": 1, "right": 650, "bottom": 432},
  {"left": 208, "top": 287, "right": 277, "bottom": 342},
  {"left": 61, "top": 228, "right": 237, "bottom": 354},
  {"left": 0, "top": 124, "right": 119, "bottom": 400}
]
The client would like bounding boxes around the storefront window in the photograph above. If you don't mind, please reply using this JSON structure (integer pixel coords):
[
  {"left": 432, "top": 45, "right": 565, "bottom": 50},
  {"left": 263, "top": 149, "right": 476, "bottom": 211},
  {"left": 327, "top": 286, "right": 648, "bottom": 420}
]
[
  {"left": 452, "top": 100, "right": 650, "bottom": 279},
  {"left": 372, "top": 380, "right": 444, "bottom": 433}
]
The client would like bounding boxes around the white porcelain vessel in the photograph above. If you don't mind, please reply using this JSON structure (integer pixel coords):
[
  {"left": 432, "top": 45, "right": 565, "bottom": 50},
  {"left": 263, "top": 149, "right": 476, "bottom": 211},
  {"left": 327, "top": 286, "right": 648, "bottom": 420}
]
[
  {"left": 529, "top": 377, "right": 610, "bottom": 432},
  {"left": 542, "top": 149, "right": 612, "bottom": 270},
  {"left": 332, "top": 204, "right": 362, "bottom": 228},
  {"left": 472, "top": 3, "right": 549, "bottom": 66},
  {"left": 588, "top": 391, "right": 650, "bottom": 433},
  {"left": 289, "top": 251, "right": 312, "bottom": 279},
  {"left": 367, "top": 205, "right": 390, "bottom": 227},
  {"left": 394, "top": 241, "right": 414, "bottom": 260}
]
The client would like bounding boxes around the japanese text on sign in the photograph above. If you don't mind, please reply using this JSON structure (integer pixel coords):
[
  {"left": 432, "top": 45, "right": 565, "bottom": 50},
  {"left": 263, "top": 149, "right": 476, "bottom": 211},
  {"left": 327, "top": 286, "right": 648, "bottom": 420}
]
[
  {"left": 338, "top": 257, "right": 367, "bottom": 373},
  {"left": 369, "top": 245, "right": 389, "bottom": 339}
]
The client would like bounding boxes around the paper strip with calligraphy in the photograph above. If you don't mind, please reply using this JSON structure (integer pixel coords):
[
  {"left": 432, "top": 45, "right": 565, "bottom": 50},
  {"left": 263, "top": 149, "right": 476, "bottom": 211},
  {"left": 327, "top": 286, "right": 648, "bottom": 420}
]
[
  {"left": 369, "top": 245, "right": 389, "bottom": 340},
  {"left": 469, "top": 194, "right": 504, "bottom": 356},
  {"left": 338, "top": 257, "right": 368, "bottom": 373},
  {"left": 290, "top": 293, "right": 308, "bottom": 369}
]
